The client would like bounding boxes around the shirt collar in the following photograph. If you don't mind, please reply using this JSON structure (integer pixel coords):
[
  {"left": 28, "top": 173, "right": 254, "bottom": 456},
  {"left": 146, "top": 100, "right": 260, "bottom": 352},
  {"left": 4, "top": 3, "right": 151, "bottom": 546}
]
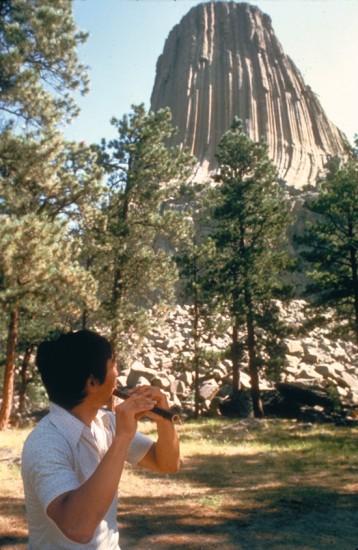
[{"left": 48, "top": 402, "right": 87, "bottom": 449}]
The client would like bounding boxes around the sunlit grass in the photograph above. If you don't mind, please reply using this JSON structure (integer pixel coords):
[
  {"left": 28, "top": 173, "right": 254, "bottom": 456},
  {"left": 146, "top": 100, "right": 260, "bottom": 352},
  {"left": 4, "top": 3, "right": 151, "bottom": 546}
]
[
  {"left": 0, "top": 426, "right": 29, "bottom": 450},
  {"left": 140, "top": 416, "right": 358, "bottom": 458},
  {"left": 0, "top": 427, "right": 28, "bottom": 545},
  {"left": 0, "top": 427, "right": 28, "bottom": 487}
]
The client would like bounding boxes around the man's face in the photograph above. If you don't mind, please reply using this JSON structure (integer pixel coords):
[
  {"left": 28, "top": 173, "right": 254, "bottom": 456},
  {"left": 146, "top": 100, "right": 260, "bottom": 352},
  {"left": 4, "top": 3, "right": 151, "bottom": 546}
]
[{"left": 96, "top": 356, "right": 118, "bottom": 403}]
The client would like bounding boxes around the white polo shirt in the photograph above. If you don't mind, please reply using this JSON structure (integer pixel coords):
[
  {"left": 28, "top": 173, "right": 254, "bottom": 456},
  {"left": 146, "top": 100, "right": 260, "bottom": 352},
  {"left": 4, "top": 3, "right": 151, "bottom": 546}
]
[{"left": 21, "top": 403, "right": 153, "bottom": 550}]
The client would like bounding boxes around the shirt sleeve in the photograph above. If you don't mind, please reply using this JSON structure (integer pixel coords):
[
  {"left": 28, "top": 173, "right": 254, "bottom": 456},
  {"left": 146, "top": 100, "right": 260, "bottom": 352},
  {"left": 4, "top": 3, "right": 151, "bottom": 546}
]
[
  {"left": 22, "top": 430, "right": 80, "bottom": 513},
  {"left": 103, "top": 410, "right": 154, "bottom": 465},
  {"left": 126, "top": 431, "right": 154, "bottom": 465}
]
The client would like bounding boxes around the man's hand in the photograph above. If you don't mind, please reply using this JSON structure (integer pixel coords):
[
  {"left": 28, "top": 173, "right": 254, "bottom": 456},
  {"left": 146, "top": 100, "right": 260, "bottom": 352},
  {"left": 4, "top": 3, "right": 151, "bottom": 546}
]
[
  {"left": 114, "top": 388, "right": 157, "bottom": 439},
  {"left": 126, "top": 385, "right": 170, "bottom": 422},
  {"left": 129, "top": 385, "right": 180, "bottom": 474}
]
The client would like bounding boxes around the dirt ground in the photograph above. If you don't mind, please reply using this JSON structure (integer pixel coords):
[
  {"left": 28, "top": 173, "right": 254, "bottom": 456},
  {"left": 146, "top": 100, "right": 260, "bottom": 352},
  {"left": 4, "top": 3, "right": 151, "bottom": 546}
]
[
  {"left": 117, "top": 449, "right": 358, "bottom": 550},
  {"left": 0, "top": 419, "right": 357, "bottom": 549},
  {"left": 117, "top": 481, "right": 358, "bottom": 550}
]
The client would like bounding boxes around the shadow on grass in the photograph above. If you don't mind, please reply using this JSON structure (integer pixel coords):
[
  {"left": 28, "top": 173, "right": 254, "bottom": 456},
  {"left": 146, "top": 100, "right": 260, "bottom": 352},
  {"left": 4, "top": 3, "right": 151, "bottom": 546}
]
[
  {"left": 118, "top": 489, "right": 358, "bottom": 549},
  {"left": 119, "top": 451, "right": 358, "bottom": 550},
  {"left": 0, "top": 496, "right": 28, "bottom": 549},
  {"left": 0, "top": 537, "right": 28, "bottom": 549},
  {"left": 0, "top": 496, "right": 26, "bottom": 519},
  {"left": 118, "top": 495, "right": 242, "bottom": 549}
]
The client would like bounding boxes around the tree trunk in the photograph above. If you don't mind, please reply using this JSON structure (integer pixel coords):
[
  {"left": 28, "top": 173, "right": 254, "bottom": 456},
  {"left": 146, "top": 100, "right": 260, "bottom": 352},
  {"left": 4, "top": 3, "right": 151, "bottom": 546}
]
[
  {"left": 193, "top": 300, "right": 200, "bottom": 419},
  {"left": 81, "top": 256, "right": 94, "bottom": 330},
  {"left": 348, "top": 228, "right": 358, "bottom": 344},
  {"left": 110, "top": 168, "right": 133, "bottom": 349},
  {"left": 18, "top": 344, "right": 34, "bottom": 415},
  {"left": 0, "top": 308, "right": 19, "bottom": 430},
  {"left": 111, "top": 260, "right": 124, "bottom": 349},
  {"left": 81, "top": 308, "right": 88, "bottom": 330},
  {"left": 244, "top": 290, "right": 264, "bottom": 418},
  {"left": 231, "top": 319, "right": 241, "bottom": 394}
]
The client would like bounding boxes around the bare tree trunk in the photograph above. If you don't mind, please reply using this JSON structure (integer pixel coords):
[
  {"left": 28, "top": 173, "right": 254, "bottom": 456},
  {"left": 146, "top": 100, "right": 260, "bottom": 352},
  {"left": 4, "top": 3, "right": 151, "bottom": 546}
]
[
  {"left": 81, "top": 308, "right": 88, "bottom": 330},
  {"left": 111, "top": 263, "right": 123, "bottom": 349},
  {"left": 0, "top": 308, "right": 19, "bottom": 430},
  {"left": 244, "top": 291, "right": 264, "bottom": 418},
  {"left": 81, "top": 257, "right": 94, "bottom": 330},
  {"left": 110, "top": 171, "right": 132, "bottom": 350},
  {"left": 193, "top": 300, "right": 200, "bottom": 419},
  {"left": 18, "top": 344, "right": 34, "bottom": 415},
  {"left": 231, "top": 319, "right": 241, "bottom": 394},
  {"left": 348, "top": 227, "right": 358, "bottom": 344}
]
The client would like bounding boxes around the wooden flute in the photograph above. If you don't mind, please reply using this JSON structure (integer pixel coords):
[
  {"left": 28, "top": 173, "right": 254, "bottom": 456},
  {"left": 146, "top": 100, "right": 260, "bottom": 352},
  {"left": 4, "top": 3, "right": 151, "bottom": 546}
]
[{"left": 113, "top": 386, "right": 181, "bottom": 423}]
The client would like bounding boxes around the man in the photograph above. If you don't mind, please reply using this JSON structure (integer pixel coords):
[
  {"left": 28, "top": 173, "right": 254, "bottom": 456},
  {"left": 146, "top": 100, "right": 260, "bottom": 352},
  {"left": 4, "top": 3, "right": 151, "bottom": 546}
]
[{"left": 21, "top": 330, "right": 180, "bottom": 549}]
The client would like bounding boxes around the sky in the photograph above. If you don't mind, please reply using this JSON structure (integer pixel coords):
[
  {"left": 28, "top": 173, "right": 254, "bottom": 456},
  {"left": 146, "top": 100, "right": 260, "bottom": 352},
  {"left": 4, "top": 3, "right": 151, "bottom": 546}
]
[{"left": 66, "top": 0, "right": 358, "bottom": 145}]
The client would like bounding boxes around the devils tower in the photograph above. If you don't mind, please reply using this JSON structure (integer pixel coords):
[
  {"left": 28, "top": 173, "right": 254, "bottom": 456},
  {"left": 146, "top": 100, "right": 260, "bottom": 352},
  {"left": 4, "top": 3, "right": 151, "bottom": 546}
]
[{"left": 150, "top": 1, "right": 347, "bottom": 188}]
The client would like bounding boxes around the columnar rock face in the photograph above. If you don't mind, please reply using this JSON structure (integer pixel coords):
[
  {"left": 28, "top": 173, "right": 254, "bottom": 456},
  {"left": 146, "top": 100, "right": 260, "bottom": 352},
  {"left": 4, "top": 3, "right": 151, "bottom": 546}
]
[{"left": 151, "top": 1, "right": 347, "bottom": 188}]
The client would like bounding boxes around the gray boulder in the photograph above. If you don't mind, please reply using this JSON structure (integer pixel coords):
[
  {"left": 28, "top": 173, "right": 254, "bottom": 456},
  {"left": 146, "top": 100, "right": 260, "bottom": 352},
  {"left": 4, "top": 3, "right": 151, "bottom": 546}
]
[{"left": 127, "top": 361, "right": 158, "bottom": 387}]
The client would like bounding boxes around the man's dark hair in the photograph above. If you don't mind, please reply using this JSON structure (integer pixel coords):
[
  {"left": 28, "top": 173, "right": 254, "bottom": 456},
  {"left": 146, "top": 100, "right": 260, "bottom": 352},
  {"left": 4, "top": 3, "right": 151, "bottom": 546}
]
[{"left": 36, "top": 330, "right": 113, "bottom": 409}]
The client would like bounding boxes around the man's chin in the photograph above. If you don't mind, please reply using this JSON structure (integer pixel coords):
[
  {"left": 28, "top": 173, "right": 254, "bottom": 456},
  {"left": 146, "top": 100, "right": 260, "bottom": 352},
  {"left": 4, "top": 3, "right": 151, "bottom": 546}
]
[{"left": 101, "top": 393, "right": 114, "bottom": 410}]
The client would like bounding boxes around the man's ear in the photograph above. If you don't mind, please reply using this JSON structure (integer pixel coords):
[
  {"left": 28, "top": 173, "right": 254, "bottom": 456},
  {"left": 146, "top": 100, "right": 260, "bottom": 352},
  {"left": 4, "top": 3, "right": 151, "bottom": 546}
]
[{"left": 85, "top": 374, "right": 100, "bottom": 394}]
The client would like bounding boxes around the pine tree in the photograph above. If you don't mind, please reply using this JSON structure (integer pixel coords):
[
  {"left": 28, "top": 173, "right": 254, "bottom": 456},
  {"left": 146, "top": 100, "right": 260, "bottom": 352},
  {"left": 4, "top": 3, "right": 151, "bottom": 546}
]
[
  {"left": 175, "top": 184, "right": 219, "bottom": 417},
  {"left": 0, "top": 0, "right": 88, "bottom": 131},
  {"left": 0, "top": 0, "right": 97, "bottom": 428},
  {"left": 297, "top": 142, "right": 358, "bottom": 344},
  {"left": 94, "top": 105, "right": 193, "bottom": 353},
  {"left": 0, "top": 134, "right": 102, "bottom": 428},
  {"left": 0, "top": 213, "right": 98, "bottom": 428},
  {"left": 210, "top": 119, "right": 290, "bottom": 417}
]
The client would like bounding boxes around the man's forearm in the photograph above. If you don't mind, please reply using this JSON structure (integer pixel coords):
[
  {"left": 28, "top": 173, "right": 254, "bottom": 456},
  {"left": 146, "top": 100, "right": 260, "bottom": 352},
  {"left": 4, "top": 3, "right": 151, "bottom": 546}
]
[
  {"left": 125, "top": 387, "right": 180, "bottom": 474},
  {"left": 153, "top": 420, "right": 180, "bottom": 473}
]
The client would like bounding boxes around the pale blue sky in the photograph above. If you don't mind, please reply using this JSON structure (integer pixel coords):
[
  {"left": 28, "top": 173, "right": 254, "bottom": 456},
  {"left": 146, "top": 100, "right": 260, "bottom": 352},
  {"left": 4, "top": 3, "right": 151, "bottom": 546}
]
[{"left": 66, "top": 0, "right": 358, "bottom": 145}]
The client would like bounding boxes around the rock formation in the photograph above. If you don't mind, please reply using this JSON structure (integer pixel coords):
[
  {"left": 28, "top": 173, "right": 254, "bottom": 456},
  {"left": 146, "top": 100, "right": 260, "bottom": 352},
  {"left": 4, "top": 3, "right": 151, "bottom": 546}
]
[{"left": 151, "top": 1, "right": 348, "bottom": 188}]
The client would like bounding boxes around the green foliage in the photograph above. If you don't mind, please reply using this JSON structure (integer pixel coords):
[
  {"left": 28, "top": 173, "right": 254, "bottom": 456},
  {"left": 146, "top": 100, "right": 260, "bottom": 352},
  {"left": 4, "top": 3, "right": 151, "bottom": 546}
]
[
  {"left": 175, "top": 189, "right": 218, "bottom": 312},
  {"left": 0, "top": 1, "right": 99, "bottom": 426},
  {"left": 212, "top": 119, "right": 290, "bottom": 310},
  {"left": 255, "top": 301, "right": 291, "bottom": 383},
  {"left": 175, "top": 187, "right": 224, "bottom": 415},
  {"left": 208, "top": 119, "right": 291, "bottom": 405},
  {"left": 297, "top": 146, "right": 358, "bottom": 342},
  {"left": 87, "top": 104, "right": 194, "bottom": 351},
  {"left": 0, "top": 130, "right": 102, "bottom": 218},
  {"left": 0, "top": 0, "right": 100, "bottom": 340},
  {"left": 0, "top": 131, "right": 102, "bottom": 339},
  {"left": 0, "top": 0, "right": 88, "bottom": 131}
]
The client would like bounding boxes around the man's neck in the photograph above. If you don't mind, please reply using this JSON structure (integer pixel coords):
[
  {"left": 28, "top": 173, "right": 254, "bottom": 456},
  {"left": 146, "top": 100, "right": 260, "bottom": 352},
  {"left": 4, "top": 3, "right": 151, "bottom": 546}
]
[{"left": 70, "top": 400, "right": 99, "bottom": 427}]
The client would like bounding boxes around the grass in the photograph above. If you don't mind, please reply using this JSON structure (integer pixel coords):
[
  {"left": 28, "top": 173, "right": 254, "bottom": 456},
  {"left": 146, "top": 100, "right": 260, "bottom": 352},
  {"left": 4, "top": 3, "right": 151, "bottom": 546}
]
[
  {"left": 0, "top": 428, "right": 29, "bottom": 548},
  {"left": 0, "top": 418, "right": 357, "bottom": 549}
]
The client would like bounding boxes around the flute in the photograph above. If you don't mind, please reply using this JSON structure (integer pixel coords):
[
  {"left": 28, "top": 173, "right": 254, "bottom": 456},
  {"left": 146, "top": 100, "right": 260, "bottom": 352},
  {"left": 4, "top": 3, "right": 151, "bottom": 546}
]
[{"left": 113, "top": 386, "right": 181, "bottom": 423}]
